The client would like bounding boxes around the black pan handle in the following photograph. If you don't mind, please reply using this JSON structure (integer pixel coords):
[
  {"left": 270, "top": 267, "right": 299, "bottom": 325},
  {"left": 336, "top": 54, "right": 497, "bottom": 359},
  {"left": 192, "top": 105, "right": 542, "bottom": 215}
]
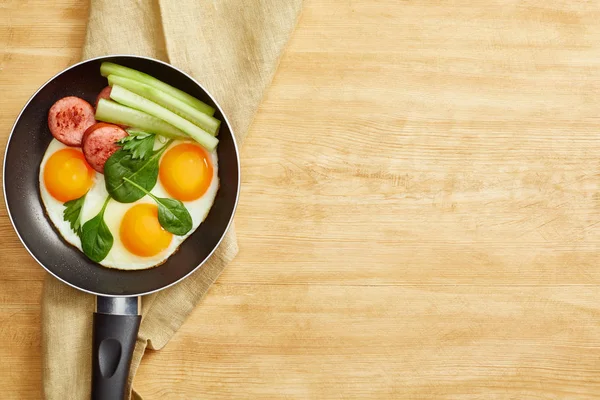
[{"left": 92, "top": 296, "right": 141, "bottom": 400}]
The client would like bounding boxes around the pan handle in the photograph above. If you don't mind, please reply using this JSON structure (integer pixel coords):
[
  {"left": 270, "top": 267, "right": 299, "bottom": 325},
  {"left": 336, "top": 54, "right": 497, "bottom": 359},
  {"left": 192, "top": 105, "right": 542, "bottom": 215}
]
[{"left": 92, "top": 296, "right": 141, "bottom": 400}]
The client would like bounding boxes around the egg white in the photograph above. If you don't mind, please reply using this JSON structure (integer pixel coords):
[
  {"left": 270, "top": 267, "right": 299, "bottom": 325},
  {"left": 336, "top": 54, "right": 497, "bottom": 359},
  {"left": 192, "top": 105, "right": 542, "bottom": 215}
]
[{"left": 39, "top": 138, "right": 219, "bottom": 270}]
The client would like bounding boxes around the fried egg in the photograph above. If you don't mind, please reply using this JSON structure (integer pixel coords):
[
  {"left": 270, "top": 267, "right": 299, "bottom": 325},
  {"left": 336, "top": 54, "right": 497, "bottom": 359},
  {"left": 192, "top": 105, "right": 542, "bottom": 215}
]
[{"left": 39, "top": 138, "right": 219, "bottom": 270}]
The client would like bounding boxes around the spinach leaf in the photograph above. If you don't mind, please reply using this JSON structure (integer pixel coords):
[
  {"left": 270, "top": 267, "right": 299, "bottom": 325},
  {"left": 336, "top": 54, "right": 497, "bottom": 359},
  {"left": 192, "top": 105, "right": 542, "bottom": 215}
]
[
  {"left": 123, "top": 177, "right": 192, "bottom": 235},
  {"left": 118, "top": 130, "right": 155, "bottom": 160},
  {"left": 104, "top": 150, "right": 152, "bottom": 203},
  {"left": 154, "top": 197, "right": 193, "bottom": 235},
  {"left": 63, "top": 193, "right": 87, "bottom": 235},
  {"left": 104, "top": 140, "right": 172, "bottom": 203},
  {"left": 80, "top": 196, "right": 113, "bottom": 262}
]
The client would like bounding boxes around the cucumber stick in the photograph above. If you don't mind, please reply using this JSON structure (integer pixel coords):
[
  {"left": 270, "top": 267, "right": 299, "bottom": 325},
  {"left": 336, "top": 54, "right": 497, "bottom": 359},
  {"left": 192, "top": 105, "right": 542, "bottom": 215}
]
[
  {"left": 110, "top": 85, "right": 219, "bottom": 151},
  {"left": 95, "top": 99, "right": 187, "bottom": 140},
  {"left": 100, "top": 62, "right": 215, "bottom": 116},
  {"left": 107, "top": 74, "right": 220, "bottom": 136}
]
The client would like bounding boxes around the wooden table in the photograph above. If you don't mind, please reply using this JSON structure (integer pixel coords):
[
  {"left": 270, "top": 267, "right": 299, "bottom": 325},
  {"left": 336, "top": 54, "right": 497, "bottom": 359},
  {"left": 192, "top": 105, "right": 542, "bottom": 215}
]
[{"left": 2, "top": 0, "right": 600, "bottom": 398}]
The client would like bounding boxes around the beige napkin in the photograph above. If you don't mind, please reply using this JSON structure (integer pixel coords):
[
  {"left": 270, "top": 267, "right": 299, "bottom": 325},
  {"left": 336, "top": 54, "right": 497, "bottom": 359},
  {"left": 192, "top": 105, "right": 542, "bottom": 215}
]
[{"left": 41, "top": 1, "right": 302, "bottom": 398}]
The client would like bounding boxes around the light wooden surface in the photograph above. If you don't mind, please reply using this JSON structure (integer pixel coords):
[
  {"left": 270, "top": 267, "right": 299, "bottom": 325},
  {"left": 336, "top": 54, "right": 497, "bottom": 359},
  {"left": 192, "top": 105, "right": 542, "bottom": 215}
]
[{"left": 2, "top": 0, "right": 600, "bottom": 398}]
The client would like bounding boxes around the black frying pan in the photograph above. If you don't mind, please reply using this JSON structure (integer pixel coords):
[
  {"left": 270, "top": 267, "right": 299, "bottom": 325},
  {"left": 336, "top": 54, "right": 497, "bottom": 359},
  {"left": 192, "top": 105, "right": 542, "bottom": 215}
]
[{"left": 3, "top": 55, "right": 240, "bottom": 399}]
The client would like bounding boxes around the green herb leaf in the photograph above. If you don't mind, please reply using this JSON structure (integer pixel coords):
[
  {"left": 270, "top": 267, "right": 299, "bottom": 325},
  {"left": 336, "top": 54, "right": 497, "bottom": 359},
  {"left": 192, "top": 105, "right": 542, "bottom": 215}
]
[
  {"left": 117, "top": 130, "right": 155, "bottom": 160},
  {"left": 63, "top": 193, "right": 87, "bottom": 235},
  {"left": 80, "top": 196, "right": 113, "bottom": 263},
  {"left": 104, "top": 140, "right": 172, "bottom": 203},
  {"left": 122, "top": 177, "right": 193, "bottom": 235},
  {"left": 154, "top": 197, "right": 193, "bottom": 235},
  {"left": 104, "top": 150, "right": 152, "bottom": 203}
]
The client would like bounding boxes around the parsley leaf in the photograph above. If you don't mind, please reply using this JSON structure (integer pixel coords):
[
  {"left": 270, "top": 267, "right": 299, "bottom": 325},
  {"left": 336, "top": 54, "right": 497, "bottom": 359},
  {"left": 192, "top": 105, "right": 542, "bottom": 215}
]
[
  {"left": 117, "top": 130, "right": 156, "bottom": 160},
  {"left": 63, "top": 193, "right": 87, "bottom": 236}
]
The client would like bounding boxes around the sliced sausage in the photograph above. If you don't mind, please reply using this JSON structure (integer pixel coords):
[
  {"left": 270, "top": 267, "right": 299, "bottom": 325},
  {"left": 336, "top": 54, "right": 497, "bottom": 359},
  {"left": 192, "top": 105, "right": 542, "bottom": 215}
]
[
  {"left": 48, "top": 96, "right": 96, "bottom": 146},
  {"left": 95, "top": 86, "right": 112, "bottom": 109},
  {"left": 82, "top": 123, "right": 128, "bottom": 173}
]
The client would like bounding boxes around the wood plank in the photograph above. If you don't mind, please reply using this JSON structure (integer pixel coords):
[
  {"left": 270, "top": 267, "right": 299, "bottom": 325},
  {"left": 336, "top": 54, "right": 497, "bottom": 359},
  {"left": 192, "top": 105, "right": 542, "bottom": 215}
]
[{"left": 134, "top": 284, "right": 600, "bottom": 399}]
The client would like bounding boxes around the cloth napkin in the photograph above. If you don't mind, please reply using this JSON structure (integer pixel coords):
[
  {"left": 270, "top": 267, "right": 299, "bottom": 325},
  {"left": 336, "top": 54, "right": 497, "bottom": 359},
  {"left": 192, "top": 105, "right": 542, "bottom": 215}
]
[{"left": 41, "top": 1, "right": 302, "bottom": 398}]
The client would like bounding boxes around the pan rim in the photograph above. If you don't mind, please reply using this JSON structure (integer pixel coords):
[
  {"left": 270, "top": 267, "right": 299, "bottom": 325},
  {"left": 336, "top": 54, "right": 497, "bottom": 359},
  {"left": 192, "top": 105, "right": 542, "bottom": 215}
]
[{"left": 3, "top": 54, "right": 241, "bottom": 297}]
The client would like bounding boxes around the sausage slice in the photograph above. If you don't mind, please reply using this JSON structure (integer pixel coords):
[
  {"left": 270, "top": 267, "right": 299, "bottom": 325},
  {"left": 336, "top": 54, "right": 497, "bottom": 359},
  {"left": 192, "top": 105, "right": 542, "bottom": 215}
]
[
  {"left": 82, "top": 123, "right": 128, "bottom": 173},
  {"left": 47, "top": 96, "right": 96, "bottom": 147}
]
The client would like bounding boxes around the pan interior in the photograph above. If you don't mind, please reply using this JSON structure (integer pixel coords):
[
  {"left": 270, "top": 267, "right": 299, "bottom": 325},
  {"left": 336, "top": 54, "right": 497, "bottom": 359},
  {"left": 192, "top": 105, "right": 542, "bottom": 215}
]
[{"left": 4, "top": 56, "right": 239, "bottom": 296}]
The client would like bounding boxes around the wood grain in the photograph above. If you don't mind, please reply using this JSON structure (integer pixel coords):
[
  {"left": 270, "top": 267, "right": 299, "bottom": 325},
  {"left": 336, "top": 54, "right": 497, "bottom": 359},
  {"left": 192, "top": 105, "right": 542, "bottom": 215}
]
[{"left": 2, "top": 0, "right": 600, "bottom": 399}]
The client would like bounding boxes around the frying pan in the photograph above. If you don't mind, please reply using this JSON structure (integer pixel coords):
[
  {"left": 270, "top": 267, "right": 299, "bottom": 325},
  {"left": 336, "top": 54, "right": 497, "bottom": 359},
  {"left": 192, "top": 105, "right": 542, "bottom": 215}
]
[{"left": 3, "top": 55, "right": 240, "bottom": 399}]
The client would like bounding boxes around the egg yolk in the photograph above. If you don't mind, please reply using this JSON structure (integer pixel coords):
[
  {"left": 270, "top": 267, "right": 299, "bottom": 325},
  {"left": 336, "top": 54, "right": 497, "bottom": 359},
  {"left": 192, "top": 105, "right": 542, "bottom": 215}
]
[
  {"left": 120, "top": 204, "right": 172, "bottom": 257},
  {"left": 44, "top": 148, "right": 94, "bottom": 202},
  {"left": 159, "top": 143, "right": 213, "bottom": 201}
]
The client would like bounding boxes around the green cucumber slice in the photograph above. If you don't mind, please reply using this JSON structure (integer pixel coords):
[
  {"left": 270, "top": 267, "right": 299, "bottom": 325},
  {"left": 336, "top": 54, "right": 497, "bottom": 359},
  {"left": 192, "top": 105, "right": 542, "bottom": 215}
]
[
  {"left": 110, "top": 85, "right": 219, "bottom": 151},
  {"left": 100, "top": 62, "right": 215, "bottom": 116},
  {"left": 95, "top": 99, "right": 186, "bottom": 140},
  {"left": 107, "top": 74, "right": 220, "bottom": 135}
]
